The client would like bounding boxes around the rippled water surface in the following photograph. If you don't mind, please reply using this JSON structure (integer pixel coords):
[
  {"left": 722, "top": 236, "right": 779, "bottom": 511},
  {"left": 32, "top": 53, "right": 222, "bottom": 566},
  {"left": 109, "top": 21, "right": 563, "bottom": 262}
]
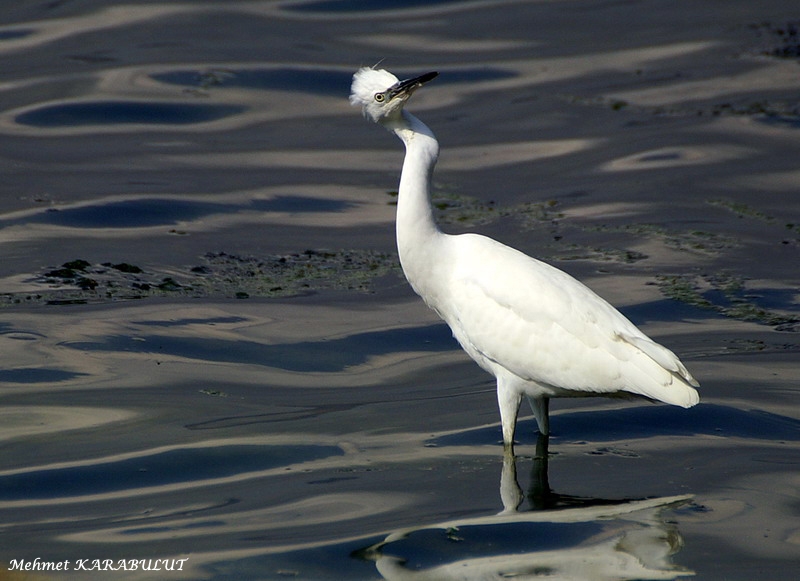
[{"left": 0, "top": 1, "right": 798, "bottom": 580}]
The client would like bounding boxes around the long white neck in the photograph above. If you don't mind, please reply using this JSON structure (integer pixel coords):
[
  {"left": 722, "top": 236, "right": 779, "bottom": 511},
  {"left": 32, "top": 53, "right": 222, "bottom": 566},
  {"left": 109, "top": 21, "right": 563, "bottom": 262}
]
[{"left": 386, "top": 110, "right": 445, "bottom": 298}]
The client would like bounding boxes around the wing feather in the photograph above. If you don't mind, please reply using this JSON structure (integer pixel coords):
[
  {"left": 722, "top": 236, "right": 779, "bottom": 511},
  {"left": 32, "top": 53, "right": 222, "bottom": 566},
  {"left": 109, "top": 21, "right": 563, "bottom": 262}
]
[{"left": 437, "top": 234, "right": 699, "bottom": 405}]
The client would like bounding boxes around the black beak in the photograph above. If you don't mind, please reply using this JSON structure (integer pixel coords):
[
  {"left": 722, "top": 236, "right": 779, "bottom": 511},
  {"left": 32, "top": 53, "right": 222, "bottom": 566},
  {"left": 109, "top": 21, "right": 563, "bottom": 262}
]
[{"left": 389, "top": 71, "right": 438, "bottom": 99}]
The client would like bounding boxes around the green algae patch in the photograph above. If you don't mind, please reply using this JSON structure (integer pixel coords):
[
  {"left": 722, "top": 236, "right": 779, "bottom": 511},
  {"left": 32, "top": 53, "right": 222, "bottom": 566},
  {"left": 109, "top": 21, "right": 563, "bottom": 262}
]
[
  {"left": 707, "top": 199, "right": 774, "bottom": 222},
  {"left": 557, "top": 246, "right": 649, "bottom": 264},
  {"left": 656, "top": 272, "right": 799, "bottom": 331},
  {"left": 388, "top": 189, "right": 562, "bottom": 229},
  {"left": 592, "top": 223, "right": 737, "bottom": 256}
]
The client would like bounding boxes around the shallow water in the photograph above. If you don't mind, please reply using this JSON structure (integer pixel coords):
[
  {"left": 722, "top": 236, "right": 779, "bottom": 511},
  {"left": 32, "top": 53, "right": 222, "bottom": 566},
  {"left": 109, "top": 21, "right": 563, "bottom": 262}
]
[{"left": 0, "top": 1, "right": 798, "bottom": 580}]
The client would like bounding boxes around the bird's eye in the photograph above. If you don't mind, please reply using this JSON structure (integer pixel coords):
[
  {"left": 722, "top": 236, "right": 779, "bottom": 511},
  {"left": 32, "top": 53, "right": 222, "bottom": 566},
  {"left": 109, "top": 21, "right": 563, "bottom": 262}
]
[{"left": 374, "top": 92, "right": 386, "bottom": 103}]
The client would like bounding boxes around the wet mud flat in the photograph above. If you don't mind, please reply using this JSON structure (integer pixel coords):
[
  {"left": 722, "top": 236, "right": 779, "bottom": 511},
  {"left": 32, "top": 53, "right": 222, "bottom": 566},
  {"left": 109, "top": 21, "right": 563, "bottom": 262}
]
[{"left": 0, "top": 0, "right": 799, "bottom": 579}]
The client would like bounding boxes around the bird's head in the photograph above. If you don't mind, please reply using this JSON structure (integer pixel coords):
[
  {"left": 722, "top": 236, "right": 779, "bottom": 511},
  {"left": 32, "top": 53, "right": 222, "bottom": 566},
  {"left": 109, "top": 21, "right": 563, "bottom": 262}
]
[{"left": 350, "top": 67, "right": 438, "bottom": 124}]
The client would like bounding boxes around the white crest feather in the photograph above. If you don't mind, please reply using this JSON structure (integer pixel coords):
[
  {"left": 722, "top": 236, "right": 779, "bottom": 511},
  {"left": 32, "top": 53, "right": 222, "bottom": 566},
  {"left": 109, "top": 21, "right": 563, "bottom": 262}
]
[
  {"left": 350, "top": 67, "right": 401, "bottom": 122},
  {"left": 349, "top": 67, "right": 398, "bottom": 106}
]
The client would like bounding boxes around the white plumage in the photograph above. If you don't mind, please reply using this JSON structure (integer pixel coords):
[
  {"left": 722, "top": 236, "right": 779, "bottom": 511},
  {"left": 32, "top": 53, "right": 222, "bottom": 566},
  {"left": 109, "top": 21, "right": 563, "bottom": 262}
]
[{"left": 350, "top": 67, "right": 699, "bottom": 449}]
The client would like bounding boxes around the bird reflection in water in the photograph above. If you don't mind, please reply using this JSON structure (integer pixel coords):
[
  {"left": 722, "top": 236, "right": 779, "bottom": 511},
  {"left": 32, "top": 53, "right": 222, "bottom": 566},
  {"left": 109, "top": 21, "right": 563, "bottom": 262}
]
[
  {"left": 501, "top": 435, "right": 647, "bottom": 513},
  {"left": 356, "top": 439, "right": 694, "bottom": 580}
]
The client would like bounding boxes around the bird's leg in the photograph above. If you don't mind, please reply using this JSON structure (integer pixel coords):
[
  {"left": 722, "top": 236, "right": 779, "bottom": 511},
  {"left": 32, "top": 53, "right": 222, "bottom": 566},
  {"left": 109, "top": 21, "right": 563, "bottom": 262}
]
[
  {"left": 528, "top": 432, "right": 552, "bottom": 510},
  {"left": 528, "top": 395, "right": 550, "bottom": 436},
  {"left": 497, "top": 379, "right": 522, "bottom": 451},
  {"left": 499, "top": 447, "right": 523, "bottom": 513}
]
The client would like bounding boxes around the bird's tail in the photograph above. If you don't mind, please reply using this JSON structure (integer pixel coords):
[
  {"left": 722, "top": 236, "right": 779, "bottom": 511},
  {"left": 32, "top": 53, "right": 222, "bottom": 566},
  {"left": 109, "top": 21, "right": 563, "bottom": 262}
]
[{"left": 619, "top": 332, "right": 700, "bottom": 408}]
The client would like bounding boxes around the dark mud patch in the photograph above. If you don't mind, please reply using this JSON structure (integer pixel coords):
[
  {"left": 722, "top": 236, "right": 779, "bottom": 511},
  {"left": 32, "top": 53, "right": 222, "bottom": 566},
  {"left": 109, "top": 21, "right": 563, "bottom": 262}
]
[
  {"left": 749, "top": 20, "right": 800, "bottom": 59},
  {"left": 1, "top": 250, "right": 400, "bottom": 307}
]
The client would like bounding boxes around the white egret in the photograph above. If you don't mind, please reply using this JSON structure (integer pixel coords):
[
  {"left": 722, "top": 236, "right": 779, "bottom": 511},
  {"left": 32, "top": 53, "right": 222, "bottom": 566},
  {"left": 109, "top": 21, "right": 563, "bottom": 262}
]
[{"left": 350, "top": 67, "right": 699, "bottom": 450}]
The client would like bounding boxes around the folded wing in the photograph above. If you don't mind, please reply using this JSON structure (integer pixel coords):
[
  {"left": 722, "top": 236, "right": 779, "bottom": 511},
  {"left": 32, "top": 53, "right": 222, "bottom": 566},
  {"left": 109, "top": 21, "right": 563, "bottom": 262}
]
[{"left": 442, "top": 234, "right": 699, "bottom": 407}]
